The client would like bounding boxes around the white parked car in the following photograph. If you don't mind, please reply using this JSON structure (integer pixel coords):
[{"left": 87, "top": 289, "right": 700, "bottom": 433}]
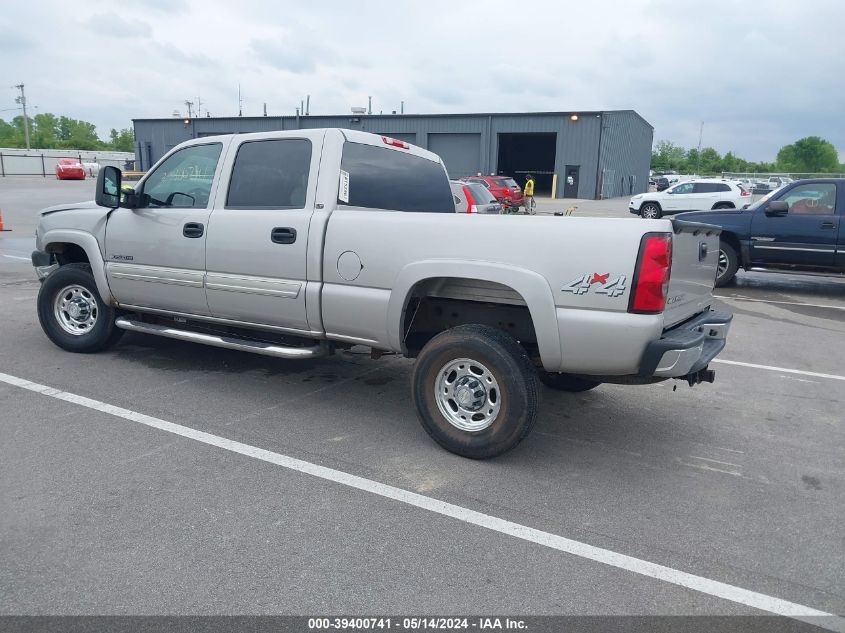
[{"left": 629, "top": 179, "right": 751, "bottom": 219}]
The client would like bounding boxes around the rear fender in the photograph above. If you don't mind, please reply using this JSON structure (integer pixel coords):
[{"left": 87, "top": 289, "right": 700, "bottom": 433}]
[{"left": 388, "top": 260, "right": 562, "bottom": 370}]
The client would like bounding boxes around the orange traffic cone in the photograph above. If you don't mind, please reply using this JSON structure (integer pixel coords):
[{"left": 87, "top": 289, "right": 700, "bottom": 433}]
[{"left": 0, "top": 208, "right": 9, "bottom": 231}]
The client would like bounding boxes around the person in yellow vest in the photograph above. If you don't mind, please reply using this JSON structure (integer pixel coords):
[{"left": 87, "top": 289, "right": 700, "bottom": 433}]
[{"left": 524, "top": 174, "right": 536, "bottom": 214}]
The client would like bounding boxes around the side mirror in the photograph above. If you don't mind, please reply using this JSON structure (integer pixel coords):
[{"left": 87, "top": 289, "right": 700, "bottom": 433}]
[
  {"left": 95, "top": 166, "right": 122, "bottom": 208},
  {"left": 765, "top": 200, "right": 789, "bottom": 217}
]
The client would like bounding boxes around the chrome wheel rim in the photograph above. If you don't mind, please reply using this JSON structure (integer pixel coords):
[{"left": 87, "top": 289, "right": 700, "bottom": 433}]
[
  {"left": 717, "top": 250, "right": 729, "bottom": 278},
  {"left": 54, "top": 285, "right": 98, "bottom": 335},
  {"left": 435, "top": 358, "right": 501, "bottom": 432},
  {"left": 641, "top": 205, "right": 658, "bottom": 219}
]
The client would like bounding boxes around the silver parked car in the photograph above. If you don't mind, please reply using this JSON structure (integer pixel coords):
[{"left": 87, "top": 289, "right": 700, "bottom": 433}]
[{"left": 450, "top": 180, "right": 503, "bottom": 214}]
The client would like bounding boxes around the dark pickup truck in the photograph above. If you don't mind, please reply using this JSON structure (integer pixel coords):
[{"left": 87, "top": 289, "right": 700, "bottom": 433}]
[{"left": 677, "top": 179, "right": 845, "bottom": 286}]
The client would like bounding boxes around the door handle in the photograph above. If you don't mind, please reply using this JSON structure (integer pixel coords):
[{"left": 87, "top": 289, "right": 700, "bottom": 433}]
[
  {"left": 183, "top": 222, "right": 204, "bottom": 238},
  {"left": 819, "top": 221, "right": 836, "bottom": 230},
  {"left": 271, "top": 227, "right": 297, "bottom": 244}
]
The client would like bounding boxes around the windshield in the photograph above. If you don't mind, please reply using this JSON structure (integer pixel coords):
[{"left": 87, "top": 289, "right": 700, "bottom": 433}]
[{"left": 746, "top": 187, "right": 783, "bottom": 211}]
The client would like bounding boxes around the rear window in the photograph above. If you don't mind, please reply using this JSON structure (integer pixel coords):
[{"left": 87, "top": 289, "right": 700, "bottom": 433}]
[
  {"left": 339, "top": 142, "right": 454, "bottom": 213},
  {"left": 495, "top": 178, "right": 518, "bottom": 188},
  {"left": 467, "top": 183, "right": 496, "bottom": 204}
]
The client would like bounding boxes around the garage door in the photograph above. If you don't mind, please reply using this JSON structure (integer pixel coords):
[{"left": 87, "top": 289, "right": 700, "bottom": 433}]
[{"left": 427, "top": 133, "right": 481, "bottom": 178}]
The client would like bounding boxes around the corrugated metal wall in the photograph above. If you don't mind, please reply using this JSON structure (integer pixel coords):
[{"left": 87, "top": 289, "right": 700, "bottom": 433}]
[
  {"left": 597, "top": 111, "right": 654, "bottom": 198},
  {"left": 134, "top": 111, "right": 652, "bottom": 199}
]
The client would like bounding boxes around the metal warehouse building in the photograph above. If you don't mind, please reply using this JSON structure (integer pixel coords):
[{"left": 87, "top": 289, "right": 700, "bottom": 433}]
[{"left": 133, "top": 110, "right": 653, "bottom": 199}]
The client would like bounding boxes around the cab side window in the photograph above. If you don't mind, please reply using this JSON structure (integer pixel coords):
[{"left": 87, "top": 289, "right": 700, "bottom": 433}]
[
  {"left": 226, "top": 139, "right": 312, "bottom": 209},
  {"left": 141, "top": 143, "right": 223, "bottom": 208},
  {"left": 672, "top": 183, "right": 694, "bottom": 194},
  {"left": 338, "top": 142, "right": 454, "bottom": 213},
  {"left": 781, "top": 183, "right": 837, "bottom": 216}
]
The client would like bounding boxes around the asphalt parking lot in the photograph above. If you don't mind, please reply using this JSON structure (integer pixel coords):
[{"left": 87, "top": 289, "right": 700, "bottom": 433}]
[{"left": 0, "top": 177, "right": 843, "bottom": 627}]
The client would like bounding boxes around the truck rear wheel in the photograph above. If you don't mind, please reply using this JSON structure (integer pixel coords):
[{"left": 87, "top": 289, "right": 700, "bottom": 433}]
[
  {"left": 538, "top": 371, "right": 601, "bottom": 392},
  {"left": 37, "top": 263, "right": 123, "bottom": 353},
  {"left": 411, "top": 324, "right": 539, "bottom": 459}
]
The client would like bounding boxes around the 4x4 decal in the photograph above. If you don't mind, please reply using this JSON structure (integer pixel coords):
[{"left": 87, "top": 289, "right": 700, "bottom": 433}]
[{"left": 562, "top": 273, "right": 627, "bottom": 297}]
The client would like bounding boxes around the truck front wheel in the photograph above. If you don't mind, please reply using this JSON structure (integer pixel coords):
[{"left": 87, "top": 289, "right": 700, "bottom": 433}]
[
  {"left": 411, "top": 324, "right": 539, "bottom": 459},
  {"left": 37, "top": 263, "right": 124, "bottom": 353},
  {"left": 715, "top": 241, "right": 739, "bottom": 287}
]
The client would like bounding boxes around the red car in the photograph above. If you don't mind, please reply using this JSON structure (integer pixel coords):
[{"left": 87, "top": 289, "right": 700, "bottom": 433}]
[
  {"left": 461, "top": 175, "right": 524, "bottom": 208},
  {"left": 55, "top": 158, "right": 86, "bottom": 180}
]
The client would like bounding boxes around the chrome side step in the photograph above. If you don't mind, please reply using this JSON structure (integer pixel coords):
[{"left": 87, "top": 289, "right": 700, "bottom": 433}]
[{"left": 115, "top": 317, "right": 328, "bottom": 359}]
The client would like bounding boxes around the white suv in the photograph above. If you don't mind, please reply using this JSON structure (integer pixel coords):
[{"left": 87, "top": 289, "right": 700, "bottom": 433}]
[{"left": 629, "top": 179, "right": 750, "bottom": 219}]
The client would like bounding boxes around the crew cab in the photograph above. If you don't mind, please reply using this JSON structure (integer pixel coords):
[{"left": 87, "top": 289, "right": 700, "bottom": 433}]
[
  {"left": 31, "top": 129, "right": 732, "bottom": 459},
  {"left": 677, "top": 179, "right": 844, "bottom": 287},
  {"left": 630, "top": 179, "right": 749, "bottom": 218}
]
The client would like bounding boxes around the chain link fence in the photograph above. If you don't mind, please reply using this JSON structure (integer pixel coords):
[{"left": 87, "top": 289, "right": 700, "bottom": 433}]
[{"left": 0, "top": 149, "right": 136, "bottom": 177}]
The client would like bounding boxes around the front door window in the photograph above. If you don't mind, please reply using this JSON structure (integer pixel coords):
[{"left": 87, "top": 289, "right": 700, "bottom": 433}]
[{"left": 141, "top": 143, "right": 223, "bottom": 208}]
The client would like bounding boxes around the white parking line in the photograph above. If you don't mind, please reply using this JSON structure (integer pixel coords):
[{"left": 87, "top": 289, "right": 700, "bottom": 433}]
[
  {"left": 712, "top": 359, "right": 845, "bottom": 382},
  {"left": 0, "top": 371, "right": 842, "bottom": 630},
  {"left": 714, "top": 295, "right": 845, "bottom": 311}
]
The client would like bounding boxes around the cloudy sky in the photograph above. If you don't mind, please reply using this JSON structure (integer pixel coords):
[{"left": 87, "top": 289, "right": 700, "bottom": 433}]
[{"left": 2, "top": 0, "right": 842, "bottom": 161}]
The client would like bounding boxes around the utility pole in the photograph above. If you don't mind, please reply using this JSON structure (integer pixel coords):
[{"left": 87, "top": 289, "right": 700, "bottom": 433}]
[
  {"left": 195, "top": 96, "right": 202, "bottom": 117},
  {"left": 14, "top": 83, "right": 30, "bottom": 150},
  {"left": 368, "top": 96, "right": 372, "bottom": 115},
  {"left": 696, "top": 121, "right": 704, "bottom": 174},
  {"left": 263, "top": 102, "right": 267, "bottom": 117},
  {"left": 238, "top": 84, "right": 243, "bottom": 117},
  {"left": 184, "top": 100, "right": 194, "bottom": 118},
  {"left": 306, "top": 95, "right": 310, "bottom": 116},
  {"left": 400, "top": 100, "right": 404, "bottom": 115}
]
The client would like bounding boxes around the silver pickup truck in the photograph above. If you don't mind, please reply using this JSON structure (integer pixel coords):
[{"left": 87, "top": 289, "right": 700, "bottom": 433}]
[{"left": 31, "top": 129, "right": 732, "bottom": 458}]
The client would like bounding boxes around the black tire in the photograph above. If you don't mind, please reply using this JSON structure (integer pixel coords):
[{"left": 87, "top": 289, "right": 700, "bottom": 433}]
[
  {"left": 538, "top": 371, "right": 601, "bottom": 392},
  {"left": 712, "top": 202, "right": 734, "bottom": 210},
  {"left": 715, "top": 241, "right": 739, "bottom": 288},
  {"left": 411, "top": 324, "right": 539, "bottom": 459},
  {"left": 640, "top": 202, "right": 662, "bottom": 219},
  {"left": 37, "top": 263, "right": 124, "bottom": 353}
]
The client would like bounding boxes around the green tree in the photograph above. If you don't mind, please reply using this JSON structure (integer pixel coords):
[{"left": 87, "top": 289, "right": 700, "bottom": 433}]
[
  {"left": 699, "top": 147, "right": 722, "bottom": 174},
  {"left": 776, "top": 136, "right": 839, "bottom": 172},
  {"left": 108, "top": 127, "right": 135, "bottom": 152},
  {"left": 0, "top": 118, "right": 22, "bottom": 147},
  {"left": 32, "top": 113, "right": 59, "bottom": 148},
  {"left": 652, "top": 140, "right": 686, "bottom": 171},
  {"left": 722, "top": 151, "right": 738, "bottom": 173}
]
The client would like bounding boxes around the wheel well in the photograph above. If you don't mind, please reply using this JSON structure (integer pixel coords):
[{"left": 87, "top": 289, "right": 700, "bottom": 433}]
[
  {"left": 712, "top": 202, "right": 735, "bottom": 209},
  {"left": 720, "top": 232, "right": 742, "bottom": 263},
  {"left": 46, "top": 242, "right": 90, "bottom": 266},
  {"left": 641, "top": 200, "right": 662, "bottom": 210},
  {"left": 402, "top": 277, "right": 539, "bottom": 362}
]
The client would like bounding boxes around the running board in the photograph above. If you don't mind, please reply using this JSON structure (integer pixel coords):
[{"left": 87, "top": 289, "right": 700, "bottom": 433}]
[{"left": 115, "top": 317, "right": 328, "bottom": 359}]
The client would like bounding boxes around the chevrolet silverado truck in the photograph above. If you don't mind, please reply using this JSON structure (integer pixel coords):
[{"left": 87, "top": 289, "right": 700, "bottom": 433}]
[
  {"left": 31, "top": 129, "right": 732, "bottom": 458},
  {"left": 677, "top": 178, "right": 845, "bottom": 287}
]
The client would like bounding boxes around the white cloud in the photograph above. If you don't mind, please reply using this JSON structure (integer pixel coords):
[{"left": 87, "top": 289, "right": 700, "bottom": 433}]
[{"left": 2, "top": 0, "right": 843, "bottom": 161}]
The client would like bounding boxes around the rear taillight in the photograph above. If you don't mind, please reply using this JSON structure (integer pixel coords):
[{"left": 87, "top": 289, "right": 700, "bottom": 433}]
[
  {"left": 629, "top": 233, "right": 672, "bottom": 314},
  {"left": 462, "top": 186, "right": 478, "bottom": 213},
  {"left": 741, "top": 189, "right": 750, "bottom": 196}
]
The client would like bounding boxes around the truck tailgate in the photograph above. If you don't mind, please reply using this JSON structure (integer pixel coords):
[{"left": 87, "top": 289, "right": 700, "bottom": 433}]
[{"left": 663, "top": 219, "right": 721, "bottom": 328}]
